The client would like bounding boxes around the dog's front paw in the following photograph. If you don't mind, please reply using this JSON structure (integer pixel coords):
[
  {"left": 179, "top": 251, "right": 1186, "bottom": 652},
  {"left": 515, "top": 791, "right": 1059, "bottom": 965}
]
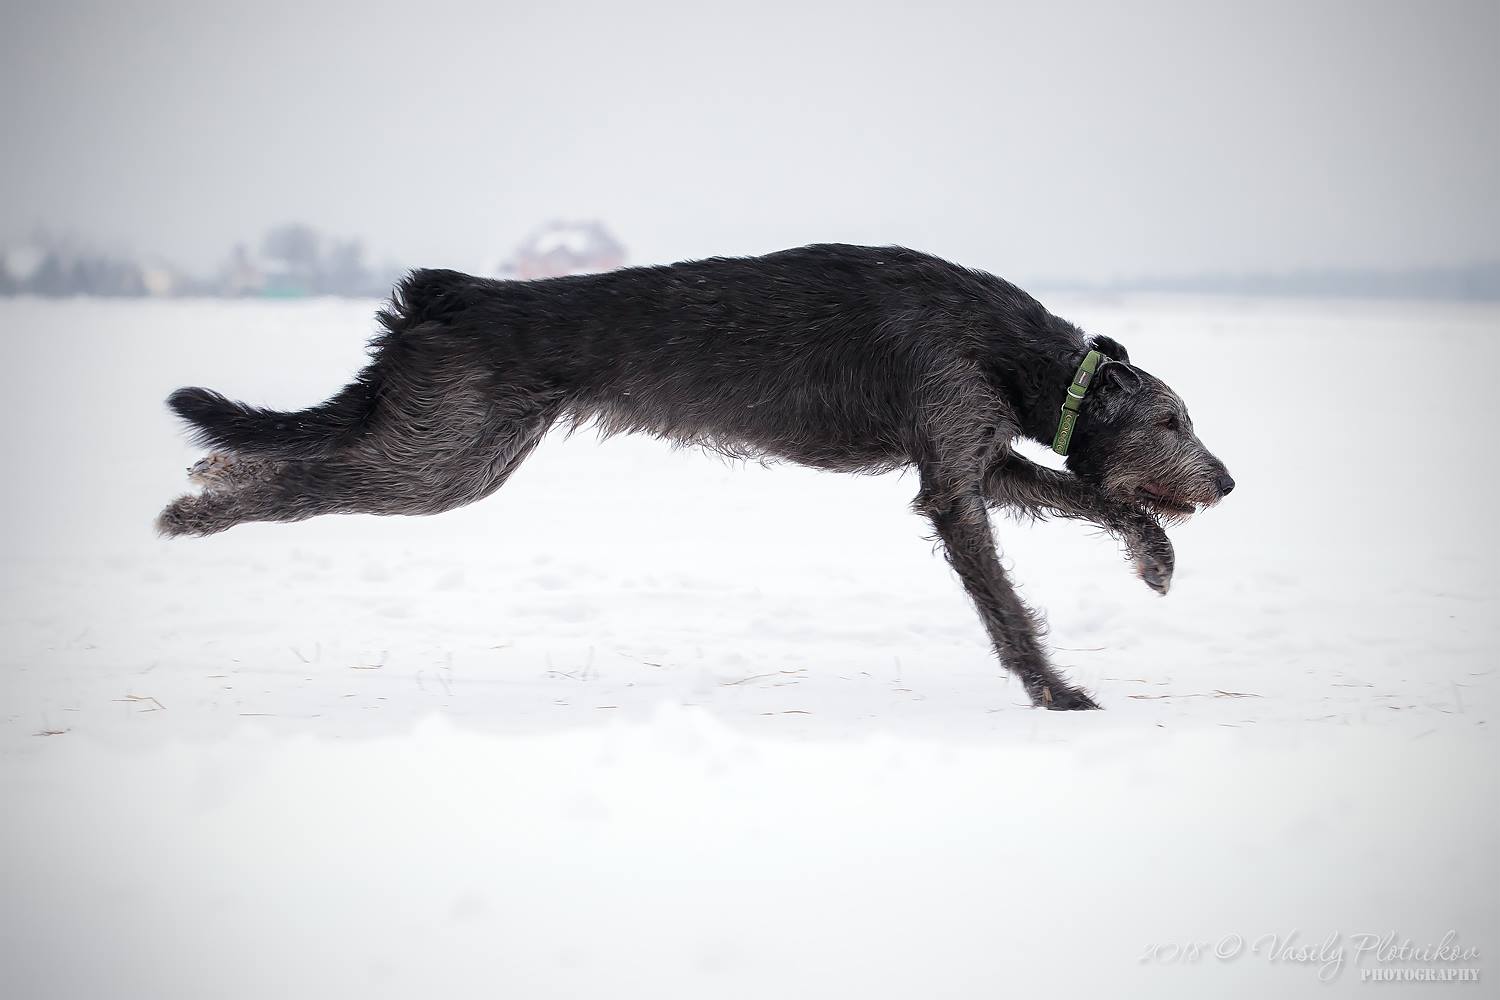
[
  {"left": 1126, "top": 519, "right": 1175, "bottom": 596},
  {"left": 1029, "top": 682, "right": 1103, "bottom": 711},
  {"left": 1136, "top": 552, "right": 1173, "bottom": 595}
]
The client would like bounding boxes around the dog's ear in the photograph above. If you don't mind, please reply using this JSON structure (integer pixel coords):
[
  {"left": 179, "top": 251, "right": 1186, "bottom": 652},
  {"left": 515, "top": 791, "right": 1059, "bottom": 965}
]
[
  {"left": 1090, "top": 360, "right": 1141, "bottom": 422},
  {"left": 1096, "top": 359, "right": 1141, "bottom": 392},
  {"left": 1091, "top": 335, "right": 1130, "bottom": 364}
]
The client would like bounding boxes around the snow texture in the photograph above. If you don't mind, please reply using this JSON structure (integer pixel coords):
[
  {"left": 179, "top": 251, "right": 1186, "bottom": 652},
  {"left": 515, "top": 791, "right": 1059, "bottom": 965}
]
[{"left": 0, "top": 295, "right": 1495, "bottom": 998}]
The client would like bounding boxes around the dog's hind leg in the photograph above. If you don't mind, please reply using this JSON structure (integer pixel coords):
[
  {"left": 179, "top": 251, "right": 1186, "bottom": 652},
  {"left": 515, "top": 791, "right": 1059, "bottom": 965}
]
[
  {"left": 156, "top": 490, "right": 252, "bottom": 538},
  {"left": 157, "top": 399, "right": 561, "bottom": 537},
  {"left": 157, "top": 452, "right": 288, "bottom": 536}
]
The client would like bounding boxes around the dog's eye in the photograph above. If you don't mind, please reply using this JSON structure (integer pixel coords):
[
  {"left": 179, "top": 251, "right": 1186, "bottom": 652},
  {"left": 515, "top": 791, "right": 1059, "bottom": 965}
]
[{"left": 1159, "top": 415, "right": 1179, "bottom": 431}]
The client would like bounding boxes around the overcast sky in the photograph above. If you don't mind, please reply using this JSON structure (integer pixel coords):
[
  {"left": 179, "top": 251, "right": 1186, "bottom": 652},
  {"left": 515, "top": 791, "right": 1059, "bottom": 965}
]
[{"left": 2, "top": 0, "right": 1495, "bottom": 280}]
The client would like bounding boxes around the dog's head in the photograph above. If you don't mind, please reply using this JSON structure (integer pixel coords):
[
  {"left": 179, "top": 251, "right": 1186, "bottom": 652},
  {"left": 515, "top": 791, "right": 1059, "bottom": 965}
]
[{"left": 1065, "top": 343, "right": 1234, "bottom": 521}]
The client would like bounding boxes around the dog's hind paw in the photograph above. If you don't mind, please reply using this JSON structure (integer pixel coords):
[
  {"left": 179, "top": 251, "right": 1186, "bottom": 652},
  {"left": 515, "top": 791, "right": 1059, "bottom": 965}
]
[
  {"left": 188, "top": 452, "right": 236, "bottom": 489},
  {"left": 187, "top": 452, "right": 279, "bottom": 493},
  {"left": 155, "top": 492, "right": 241, "bottom": 538}
]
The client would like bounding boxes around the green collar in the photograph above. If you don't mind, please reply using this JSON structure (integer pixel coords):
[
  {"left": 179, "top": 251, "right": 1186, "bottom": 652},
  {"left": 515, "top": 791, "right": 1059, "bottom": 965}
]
[{"left": 1051, "top": 349, "right": 1106, "bottom": 456}]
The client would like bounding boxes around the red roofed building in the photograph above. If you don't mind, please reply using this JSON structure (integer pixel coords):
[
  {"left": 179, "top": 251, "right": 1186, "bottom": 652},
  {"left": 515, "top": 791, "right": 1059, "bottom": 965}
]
[{"left": 499, "top": 221, "right": 626, "bottom": 280}]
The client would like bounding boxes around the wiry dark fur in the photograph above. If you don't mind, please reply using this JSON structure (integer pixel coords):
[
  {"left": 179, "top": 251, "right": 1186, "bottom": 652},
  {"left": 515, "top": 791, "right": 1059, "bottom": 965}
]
[{"left": 158, "top": 244, "right": 1234, "bottom": 710}]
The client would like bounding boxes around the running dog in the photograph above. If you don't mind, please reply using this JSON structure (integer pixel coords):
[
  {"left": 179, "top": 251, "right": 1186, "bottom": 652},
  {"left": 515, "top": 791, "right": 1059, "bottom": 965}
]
[{"left": 158, "top": 244, "right": 1234, "bottom": 709}]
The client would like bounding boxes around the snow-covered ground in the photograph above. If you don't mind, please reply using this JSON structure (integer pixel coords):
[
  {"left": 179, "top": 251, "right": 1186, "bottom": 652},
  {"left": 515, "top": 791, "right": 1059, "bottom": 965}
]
[{"left": 1, "top": 295, "right": 1495, "bottom": 997}]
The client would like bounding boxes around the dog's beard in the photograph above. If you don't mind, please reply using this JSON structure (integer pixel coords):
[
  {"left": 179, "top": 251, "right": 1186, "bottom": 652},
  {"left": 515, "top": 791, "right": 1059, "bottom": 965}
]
[{"left": 1135, "top": 483, "right": 1217, "bottom": 524}]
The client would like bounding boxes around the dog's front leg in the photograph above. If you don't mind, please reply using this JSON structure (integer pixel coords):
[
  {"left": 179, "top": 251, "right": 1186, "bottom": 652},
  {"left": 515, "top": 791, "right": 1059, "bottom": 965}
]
[
  {"left": 983, "top": 453, "right": 1175, "bottom": 594},
  {"left": 916, "top": 475, "right": 1100, "bottom": 710}
]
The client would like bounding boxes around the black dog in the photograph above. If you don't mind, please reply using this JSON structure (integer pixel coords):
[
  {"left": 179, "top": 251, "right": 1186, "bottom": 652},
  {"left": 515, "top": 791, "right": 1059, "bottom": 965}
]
[{"left": 159, "top": 244, "right": 1233, "bottom": 709}]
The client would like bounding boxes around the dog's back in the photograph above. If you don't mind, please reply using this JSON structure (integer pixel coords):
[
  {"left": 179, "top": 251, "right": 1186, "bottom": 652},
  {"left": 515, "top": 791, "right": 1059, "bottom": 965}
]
[{"left": 386, "top": 244, "right": 1045, "bottom": 469}]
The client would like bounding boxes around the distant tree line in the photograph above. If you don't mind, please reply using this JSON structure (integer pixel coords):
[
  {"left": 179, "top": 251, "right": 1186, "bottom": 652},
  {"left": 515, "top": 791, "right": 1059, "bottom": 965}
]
[
  {"left": 1035, "top": 263, "right": 1500, "bottom": 302},
  {"left": 3, "top": 225, "right": 1495, "bottom": 302},
  {"left": 0, "top": 224, "right": 402, "bottom": 299}
]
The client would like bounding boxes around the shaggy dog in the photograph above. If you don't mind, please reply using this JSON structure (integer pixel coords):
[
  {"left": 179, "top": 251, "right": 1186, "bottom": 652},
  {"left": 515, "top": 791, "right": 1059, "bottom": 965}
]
[{"left": 159, "top": 244, "right": 1234, "bottom": 709}]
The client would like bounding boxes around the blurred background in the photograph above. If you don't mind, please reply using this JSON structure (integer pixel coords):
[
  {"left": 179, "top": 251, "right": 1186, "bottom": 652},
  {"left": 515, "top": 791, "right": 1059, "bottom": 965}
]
[{"left": 2, "top": 0, "right": 1495, "bottom": 299}]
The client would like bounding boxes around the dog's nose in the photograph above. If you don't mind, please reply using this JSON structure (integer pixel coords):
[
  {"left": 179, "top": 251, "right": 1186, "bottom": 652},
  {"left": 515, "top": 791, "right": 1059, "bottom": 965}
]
[{"left": 1216, "top": 472, "right": 1236, "bottom": 496}]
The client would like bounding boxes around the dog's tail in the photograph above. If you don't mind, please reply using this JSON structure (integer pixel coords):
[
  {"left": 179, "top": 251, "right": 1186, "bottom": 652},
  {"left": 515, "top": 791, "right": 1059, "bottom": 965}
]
[
  {"left": 166, "top": 378, "right": 378, "bottom": 461},
  {"left": 166, "top": 270, "right": 473, "bottom": 460}
]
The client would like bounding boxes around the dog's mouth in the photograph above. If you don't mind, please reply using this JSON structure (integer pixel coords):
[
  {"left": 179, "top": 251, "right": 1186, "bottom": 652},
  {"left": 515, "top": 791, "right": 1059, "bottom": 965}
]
[{"left": 1135, "top": 483, "right": 1202, "bottom": 518}]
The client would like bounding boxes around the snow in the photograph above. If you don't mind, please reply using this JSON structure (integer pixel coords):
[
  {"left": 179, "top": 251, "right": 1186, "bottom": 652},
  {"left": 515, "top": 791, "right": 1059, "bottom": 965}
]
[{"left": 0, "top": 295, "right": 1495, "bottom": 997}]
